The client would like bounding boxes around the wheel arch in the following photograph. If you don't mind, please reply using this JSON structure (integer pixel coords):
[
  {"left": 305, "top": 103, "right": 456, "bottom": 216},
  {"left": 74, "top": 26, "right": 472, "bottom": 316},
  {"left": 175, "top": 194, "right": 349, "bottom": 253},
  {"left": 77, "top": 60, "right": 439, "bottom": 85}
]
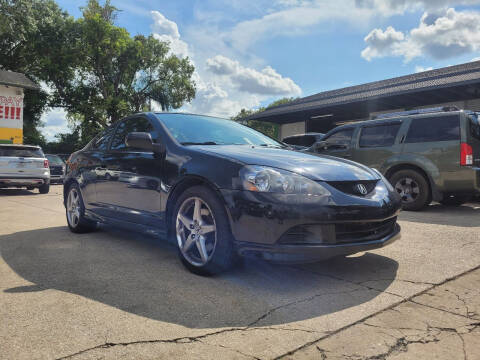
[
  {"left": 384, "top": 163, "right": 437, "bottom": 201},
  {"left": 165, "top": 175, "right": 233, "bottom": 241}
]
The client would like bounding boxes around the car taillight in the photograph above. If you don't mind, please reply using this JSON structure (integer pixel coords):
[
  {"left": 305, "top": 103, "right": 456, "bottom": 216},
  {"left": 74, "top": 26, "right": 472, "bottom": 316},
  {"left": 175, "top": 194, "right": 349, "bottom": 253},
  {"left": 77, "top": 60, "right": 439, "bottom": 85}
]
[
  {"left": 44, "top": 159, "right": 49, "bottom": 168},
  {"left": 460, "top": 143, "right": 473, "bottom": 166}
]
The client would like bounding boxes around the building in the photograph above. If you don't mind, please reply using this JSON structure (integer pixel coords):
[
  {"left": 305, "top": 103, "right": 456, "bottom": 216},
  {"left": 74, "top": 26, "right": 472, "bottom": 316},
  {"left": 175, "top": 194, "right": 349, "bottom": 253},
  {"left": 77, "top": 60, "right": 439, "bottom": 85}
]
[
  {"left": 247, "top": 61, "right": 480, "bottom": 139},
  {"left": 0, "top": 70, "right": 40, "bottom": 144}
]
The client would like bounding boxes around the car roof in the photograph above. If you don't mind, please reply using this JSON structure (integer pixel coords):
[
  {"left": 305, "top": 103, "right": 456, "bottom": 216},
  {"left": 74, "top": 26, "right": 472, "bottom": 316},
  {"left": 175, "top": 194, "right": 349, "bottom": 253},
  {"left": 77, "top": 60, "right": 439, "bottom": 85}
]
[
  {"left": 333, "top": 110, "right": 465, "bottom": 131},
  {"left": 0, "top": 144, "right": 41, "bottom": 149}
]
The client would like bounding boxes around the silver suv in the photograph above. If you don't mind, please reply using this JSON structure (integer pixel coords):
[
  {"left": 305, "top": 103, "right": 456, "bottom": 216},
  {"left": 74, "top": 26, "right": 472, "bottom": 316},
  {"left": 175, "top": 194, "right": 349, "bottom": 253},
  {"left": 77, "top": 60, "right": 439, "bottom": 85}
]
[{"left": 0, "top": 144, "right": 50, "bottom": 193}]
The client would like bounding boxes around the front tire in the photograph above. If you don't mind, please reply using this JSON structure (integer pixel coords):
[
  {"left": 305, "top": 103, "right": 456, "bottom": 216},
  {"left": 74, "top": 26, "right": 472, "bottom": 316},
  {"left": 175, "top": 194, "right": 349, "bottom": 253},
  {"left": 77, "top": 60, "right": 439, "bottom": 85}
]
[
  {"left": 172, "top": 185, "right": 236, "bottom": 275},
  {"left": 66, "top": 183, "right": 97, "bottom": 233},
  {"left": 390, "top": 169, "right": 430, "bottom": 211}
]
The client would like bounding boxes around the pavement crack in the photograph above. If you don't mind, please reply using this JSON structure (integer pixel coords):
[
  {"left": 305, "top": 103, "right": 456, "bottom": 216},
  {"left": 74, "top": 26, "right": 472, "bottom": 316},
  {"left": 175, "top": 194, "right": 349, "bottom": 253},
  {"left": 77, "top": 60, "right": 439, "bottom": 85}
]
[
  {"left": 274, "top": 264, "right": 480, "bottom": 359},
  {"left": 247, "top": 288, "right": 364, "bottom": 327}
]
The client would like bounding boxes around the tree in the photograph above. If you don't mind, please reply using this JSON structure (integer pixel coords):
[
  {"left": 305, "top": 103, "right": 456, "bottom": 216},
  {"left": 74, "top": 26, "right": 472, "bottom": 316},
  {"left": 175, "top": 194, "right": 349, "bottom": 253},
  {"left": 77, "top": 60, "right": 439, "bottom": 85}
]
[
  {"left": 55, "top": 0, "right": 196, "bottom": 133},
  {"left": 0, "top": 0, "right": 78, "bottom": 144},
  {"left": 232, "top": 97, "right": 297, "bottom": 139}
]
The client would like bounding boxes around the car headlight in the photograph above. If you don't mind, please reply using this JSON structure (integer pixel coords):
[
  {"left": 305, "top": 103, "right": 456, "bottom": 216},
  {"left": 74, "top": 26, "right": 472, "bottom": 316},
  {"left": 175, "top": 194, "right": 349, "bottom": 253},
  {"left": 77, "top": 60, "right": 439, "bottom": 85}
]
[
  {"left": 372, "top": 168, "right": 394, "bottom": 192},
  {"left": 239, "top": 165, "right": 330, "bottom": 196}
]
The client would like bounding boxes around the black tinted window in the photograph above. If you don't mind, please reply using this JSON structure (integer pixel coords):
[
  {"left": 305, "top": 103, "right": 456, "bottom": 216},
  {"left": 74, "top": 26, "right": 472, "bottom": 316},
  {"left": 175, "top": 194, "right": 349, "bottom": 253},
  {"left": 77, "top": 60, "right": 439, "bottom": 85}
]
[
  {"left": 405, "top": 115, "right": 460, "bottom": 143},
  {"left": 470, "top": 114, "right": 480, "bottom": 140},
  {"left": 0, "top": 146, "right": 44, "bottom": 157},
  {"left": 360, "top": 124, "right": 401, "bottom": 147},
  {"left": 324, "top": 128, "right": 354, "bottom": 147},
  {"left": 111, "top": 117, "right": 156, "bottom": 151},
  {"left": 283, "top": 135, "right": 316, "bottom": 147},
  {"left": 92, "top": 128, "right": 114, "bottom": 151}
]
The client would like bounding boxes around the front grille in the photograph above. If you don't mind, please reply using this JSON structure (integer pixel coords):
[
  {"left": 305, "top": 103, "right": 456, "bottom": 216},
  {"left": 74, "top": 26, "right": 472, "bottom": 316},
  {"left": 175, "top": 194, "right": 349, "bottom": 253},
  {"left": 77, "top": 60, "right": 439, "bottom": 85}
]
[
  {"left": 335, "top": 217, "right": 397, "bottom": 244},
  {"left": 277, "top": 217, "right": 397, "bottom": 245},
  {"left": 327, "top": 180, "right": 378, "bottom": 196}
]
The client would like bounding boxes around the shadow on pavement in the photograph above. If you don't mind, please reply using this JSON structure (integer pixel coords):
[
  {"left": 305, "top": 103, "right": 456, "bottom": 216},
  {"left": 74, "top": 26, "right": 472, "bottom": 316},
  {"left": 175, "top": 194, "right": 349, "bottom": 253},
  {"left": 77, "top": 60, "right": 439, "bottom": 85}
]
[
  {"left": 0, "top": 226, "right": 398, "bottom": 328},
  {"left": 0, "top": 189, "right": 37, "bottom": 196},
  {"left": 399, "top": 202, "right": 480, "bottom": 227}
]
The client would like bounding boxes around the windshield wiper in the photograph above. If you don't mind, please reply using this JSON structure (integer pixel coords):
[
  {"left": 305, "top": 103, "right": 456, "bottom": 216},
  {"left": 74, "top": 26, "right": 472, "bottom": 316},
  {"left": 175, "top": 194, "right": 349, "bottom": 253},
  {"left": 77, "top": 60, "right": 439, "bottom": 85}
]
[
  {"left": 181, "top": 141, "right": 219, "bottom": 145},
  {"left": 258, "top": 143, "right": 284, "bottom": 148}
]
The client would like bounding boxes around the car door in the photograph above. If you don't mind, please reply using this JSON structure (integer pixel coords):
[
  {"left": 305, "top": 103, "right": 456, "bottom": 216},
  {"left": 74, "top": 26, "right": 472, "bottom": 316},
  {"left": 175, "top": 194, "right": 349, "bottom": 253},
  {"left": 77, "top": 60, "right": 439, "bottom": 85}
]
[
  {"left": 352, "top": 121, "right": 402, "bottom": 170},
  {"left": 95, "top": 116, "right": 163, "bottom": 226},
  {"left": 316, "top": 127, "right": 355, "bottom": 159},
  {"left": 401, "top": 114, "right": 461, "bottom": 189}
]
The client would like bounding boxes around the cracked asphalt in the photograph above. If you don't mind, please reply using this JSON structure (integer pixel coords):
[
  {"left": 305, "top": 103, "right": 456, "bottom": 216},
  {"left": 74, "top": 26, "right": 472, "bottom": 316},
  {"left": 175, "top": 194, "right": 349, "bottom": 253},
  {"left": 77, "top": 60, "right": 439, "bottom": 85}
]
[{"left": 1, "top": 186, "right": 479, "bottom": 359}]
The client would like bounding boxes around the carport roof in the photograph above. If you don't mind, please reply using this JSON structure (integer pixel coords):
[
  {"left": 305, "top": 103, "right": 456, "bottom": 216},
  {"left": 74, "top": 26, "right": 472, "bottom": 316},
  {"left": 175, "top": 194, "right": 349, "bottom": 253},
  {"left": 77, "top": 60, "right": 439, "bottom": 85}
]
[
  {"left": 248, "top": 60, "right": 480, "bottom": 124},
  {"left": 0, "top": 70, "right": 40, "bottom": 90}
]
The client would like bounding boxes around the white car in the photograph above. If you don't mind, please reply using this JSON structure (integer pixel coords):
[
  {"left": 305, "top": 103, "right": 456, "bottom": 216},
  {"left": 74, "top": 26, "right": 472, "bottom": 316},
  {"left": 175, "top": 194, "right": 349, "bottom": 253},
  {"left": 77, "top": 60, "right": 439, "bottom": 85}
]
[{"left": 0, "top": 144, "right": 50, "bottom": 193}]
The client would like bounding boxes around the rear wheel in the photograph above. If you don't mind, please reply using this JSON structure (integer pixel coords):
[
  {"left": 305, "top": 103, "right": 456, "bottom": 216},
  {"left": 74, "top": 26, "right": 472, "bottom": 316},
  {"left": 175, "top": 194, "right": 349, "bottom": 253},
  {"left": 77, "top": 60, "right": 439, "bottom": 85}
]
[
  {"left": 39, "top": 183, "right": 50, "bottom": 194},
  {"left": 66, "top": 183, "right": 97, "bottom": 233},
  {"left": 390, "top": 169, "right": 430, "bottom": 211},
  {"left": 172, "top": 185, "right": 236, "bottom": 275}
]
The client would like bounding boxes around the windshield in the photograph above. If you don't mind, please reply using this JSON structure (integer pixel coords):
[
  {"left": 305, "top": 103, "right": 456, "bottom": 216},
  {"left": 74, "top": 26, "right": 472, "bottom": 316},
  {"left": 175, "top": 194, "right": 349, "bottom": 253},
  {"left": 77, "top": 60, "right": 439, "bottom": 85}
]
[
  {"left": 0, "top": 146, "right": 44, "bottom": 158},
  {"left": 156, "top": 113, "right": 283, "bottom": 147},
  {"left": 46, "top": 154, "right": 65, "bottom": 165}
]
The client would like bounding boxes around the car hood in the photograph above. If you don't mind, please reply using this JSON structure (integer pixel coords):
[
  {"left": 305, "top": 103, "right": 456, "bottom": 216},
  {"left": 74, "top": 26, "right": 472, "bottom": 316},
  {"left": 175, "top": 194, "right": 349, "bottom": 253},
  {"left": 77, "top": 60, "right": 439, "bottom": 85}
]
[{"left": 191, "top": 145, "right": 378, "bottom": 182}]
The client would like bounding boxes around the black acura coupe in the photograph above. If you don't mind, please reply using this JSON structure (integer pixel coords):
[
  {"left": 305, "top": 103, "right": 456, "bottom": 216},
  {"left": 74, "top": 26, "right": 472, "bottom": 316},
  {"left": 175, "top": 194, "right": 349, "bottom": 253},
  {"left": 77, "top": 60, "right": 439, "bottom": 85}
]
[{"left": 64, "top": 113, "right": 401, "bottom": 275}]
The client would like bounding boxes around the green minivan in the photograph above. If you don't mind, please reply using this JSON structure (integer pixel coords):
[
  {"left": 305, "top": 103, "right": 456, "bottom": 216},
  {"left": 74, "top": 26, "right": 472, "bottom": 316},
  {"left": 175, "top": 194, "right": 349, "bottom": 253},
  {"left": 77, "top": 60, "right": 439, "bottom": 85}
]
[{"left": 313, "top": 108, "right": 480, "bottom": 210}]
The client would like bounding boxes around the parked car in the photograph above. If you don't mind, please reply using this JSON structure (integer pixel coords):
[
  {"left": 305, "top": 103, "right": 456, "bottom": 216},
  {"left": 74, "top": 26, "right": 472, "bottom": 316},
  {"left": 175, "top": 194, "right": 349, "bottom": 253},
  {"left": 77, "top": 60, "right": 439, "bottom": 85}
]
[
  {"left": 313, "top": 107, "right": 480, "bottom": 210},
  {"left": 0, "top": 144, "right": 50, "bottom": 193},
  {"left": 282, "top": 132, "right": 324, "bottom": 149},
  {"left": 56, "top": 154, "right": 71, "bottom": 162},
  {"left": 45, "top": 154, "right": 66, "bottom": 184},
  {"left": 64, "top": 112, "right": 401, "bottom": 275}
]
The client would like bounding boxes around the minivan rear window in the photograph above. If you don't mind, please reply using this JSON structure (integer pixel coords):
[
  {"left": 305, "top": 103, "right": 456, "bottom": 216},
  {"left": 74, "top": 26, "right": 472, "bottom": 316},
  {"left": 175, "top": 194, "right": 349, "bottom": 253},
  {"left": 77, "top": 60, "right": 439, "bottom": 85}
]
[
  {"left": 405, "top": 115, "right": 460, "bottom": 143},
  {"left": 0, "top": 146, "right": 44, "bottom": 158},
  {"left": 359, "top": 124, "right": 401, "bottom": 147}
]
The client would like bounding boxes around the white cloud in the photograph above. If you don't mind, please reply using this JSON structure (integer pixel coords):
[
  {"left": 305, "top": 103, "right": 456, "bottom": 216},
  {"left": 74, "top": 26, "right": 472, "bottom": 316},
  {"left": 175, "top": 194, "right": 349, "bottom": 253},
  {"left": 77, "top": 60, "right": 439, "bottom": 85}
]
[
  {"left": 362, "top": 8, "right": 480, "bottom": 62},
  {"left": 206, "top": 55, "right": 301, "bottom": 95},
  {"left": 361, "top": 26, "right": 405, "bottom": 61},
  {"left": 149, "top": 11, "right": 302, "bottom": 118},
  {"left": 150, "top": 11, "right": 190, "bottom": 58},
  {"left": 41, "top": 108, "right": 69, "bottom": 141},
  {"left": 415, "top": 65, "right": 434, "bottom": 72}
]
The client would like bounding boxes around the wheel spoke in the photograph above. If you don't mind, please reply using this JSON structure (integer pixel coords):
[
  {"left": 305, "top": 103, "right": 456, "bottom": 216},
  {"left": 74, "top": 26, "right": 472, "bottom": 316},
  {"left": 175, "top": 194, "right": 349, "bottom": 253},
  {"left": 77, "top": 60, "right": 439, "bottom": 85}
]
[
  {"left": 193, "top": 199, "right": 202, "bottom": 223},
  {"left": 182, "top": 234, "right": 195, "bottom": 252},
  {"left": 201, "top": 224, "right": 215, "bottom": 235},
  {"left": 196, "top": 236, "right": 208, "bottom": 263},
  {"left": 178, "top": 213, "right": 192, "bottom": 228}
]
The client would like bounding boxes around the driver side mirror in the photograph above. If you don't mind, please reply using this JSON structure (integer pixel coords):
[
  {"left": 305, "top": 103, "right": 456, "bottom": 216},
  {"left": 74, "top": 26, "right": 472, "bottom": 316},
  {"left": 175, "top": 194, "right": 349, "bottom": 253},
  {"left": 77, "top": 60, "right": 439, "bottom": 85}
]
[
  {"left": 125, "top": 132, "right": 164, "bottom": 153},
  {"left": 313, "top": 141, "right": 328, "bottom": 152}
]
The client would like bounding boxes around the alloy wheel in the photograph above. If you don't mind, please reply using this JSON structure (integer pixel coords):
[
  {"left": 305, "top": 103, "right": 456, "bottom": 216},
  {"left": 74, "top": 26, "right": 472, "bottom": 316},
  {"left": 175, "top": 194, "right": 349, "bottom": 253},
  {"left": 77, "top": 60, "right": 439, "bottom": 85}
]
[
  {"left": 176, "top": 197, "right": 217, "bottom": 267},
  {"left": 67, "top": 188, "right": 81, "bottom": 228},
  {"left": 394, "top": 177, "right": 420, "bottom": 203}
]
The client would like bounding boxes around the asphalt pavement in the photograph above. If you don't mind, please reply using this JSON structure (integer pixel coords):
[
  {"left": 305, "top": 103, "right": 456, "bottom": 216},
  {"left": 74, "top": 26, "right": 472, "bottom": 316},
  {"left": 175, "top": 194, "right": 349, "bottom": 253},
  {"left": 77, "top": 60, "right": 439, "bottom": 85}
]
[{"left": 0, "top": 186, "right": 479, "bottom": 359}]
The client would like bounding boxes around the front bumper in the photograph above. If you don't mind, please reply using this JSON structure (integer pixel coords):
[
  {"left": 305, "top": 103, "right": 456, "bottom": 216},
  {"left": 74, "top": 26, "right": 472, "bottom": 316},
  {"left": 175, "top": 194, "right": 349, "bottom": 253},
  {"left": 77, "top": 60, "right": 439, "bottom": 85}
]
[
  {"left": 50, "top": 175, "right": 64, "bottom": 183},
  {"left": 237, "top": 223, "right": 401, "bottom": 263},
  {"left": 220, "top": 188, "right": 401, "bottom": 262}
]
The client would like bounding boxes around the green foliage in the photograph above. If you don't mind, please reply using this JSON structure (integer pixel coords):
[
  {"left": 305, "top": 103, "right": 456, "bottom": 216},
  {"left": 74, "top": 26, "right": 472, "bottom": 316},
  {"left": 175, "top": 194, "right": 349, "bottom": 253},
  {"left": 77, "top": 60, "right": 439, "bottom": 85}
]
[
  {"left": 0, "top": 0, "right": 196, "bottom": 147},
  {"left": 0, "top": 0, "right": 77, "bottom": 144},
  {"left": 232, "top": 97, "right": 297, "bottom": 139}
]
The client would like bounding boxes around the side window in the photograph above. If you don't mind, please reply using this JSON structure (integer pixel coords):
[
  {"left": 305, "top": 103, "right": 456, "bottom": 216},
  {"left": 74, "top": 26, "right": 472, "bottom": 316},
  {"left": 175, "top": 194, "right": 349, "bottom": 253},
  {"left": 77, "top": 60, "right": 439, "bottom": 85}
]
[
  {"left": 283, "top": 137, "right": 300, "bottom": 146},
  {"left": 91, "top": 128, "right": 114, "bottom": 151},
  {"left": 359, "top": 124, "right": 401, "bottom": 148},
  {"left": 110, "top": 117, "right": 157, "bottom": 151},
  {"left": 324, "top": 128, "right": 354, "bottom": 148},
  {"left": 405, "top": 115, "right": 460, "bottom": 143}
]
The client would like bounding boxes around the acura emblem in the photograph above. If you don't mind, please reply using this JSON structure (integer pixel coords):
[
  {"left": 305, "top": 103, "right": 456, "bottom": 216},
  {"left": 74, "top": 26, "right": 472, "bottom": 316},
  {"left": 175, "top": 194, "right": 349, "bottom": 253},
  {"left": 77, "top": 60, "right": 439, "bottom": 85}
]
[{"left": 355, "top": 183, "right": 368, "bottom": 195}]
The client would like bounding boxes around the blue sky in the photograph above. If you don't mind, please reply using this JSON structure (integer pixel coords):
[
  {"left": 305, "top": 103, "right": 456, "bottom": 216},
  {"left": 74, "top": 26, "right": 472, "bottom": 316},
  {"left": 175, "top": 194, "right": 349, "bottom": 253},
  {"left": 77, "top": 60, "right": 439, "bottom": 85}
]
[{"left": 43, "top": 0, "right": 480, "bottom": 139}]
